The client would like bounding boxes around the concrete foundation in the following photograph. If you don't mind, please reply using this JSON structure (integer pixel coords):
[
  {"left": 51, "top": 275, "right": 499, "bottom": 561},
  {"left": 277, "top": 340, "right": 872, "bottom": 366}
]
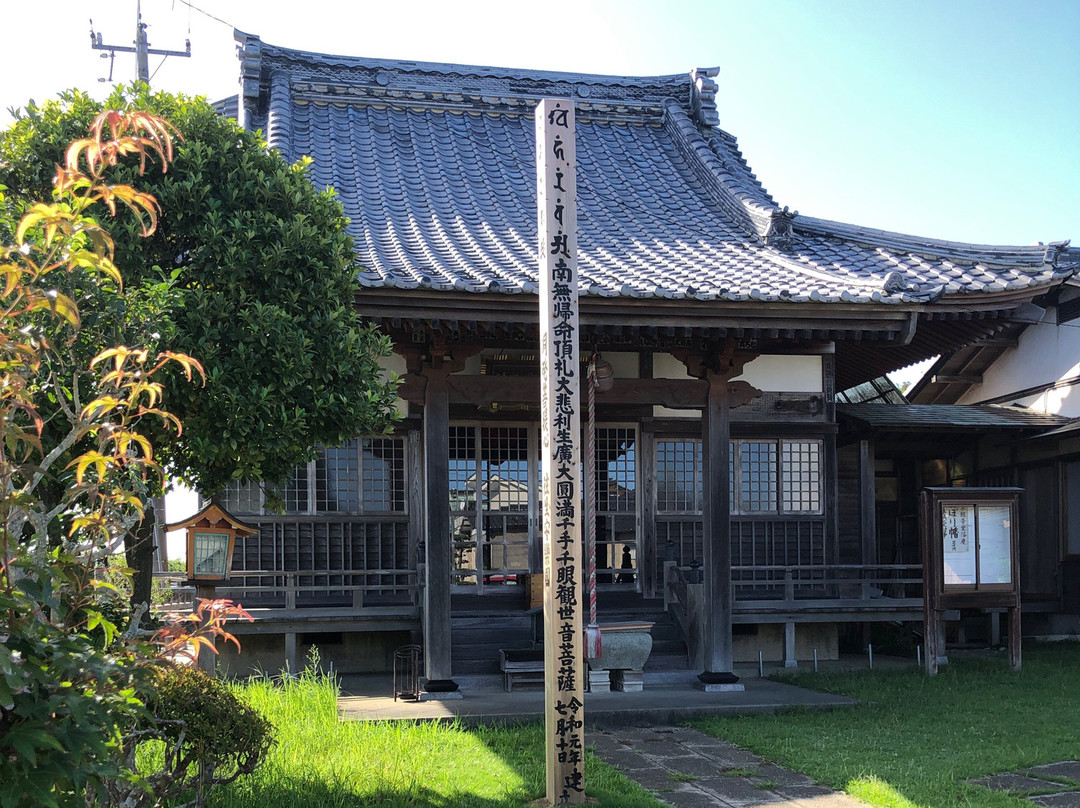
[
  {"left": 732, "top": 623, "right": 839, "bottom": 664},
  {"left": 216, "top": 629, "right": 412, "bottom": 678}
]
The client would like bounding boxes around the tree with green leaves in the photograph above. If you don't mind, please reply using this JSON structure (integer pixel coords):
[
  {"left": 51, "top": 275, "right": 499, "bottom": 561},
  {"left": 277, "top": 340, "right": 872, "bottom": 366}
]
[
  {"left": 0, "top": 107, "right": 272, "bottom": 808},
  {"left": 0, "top": 87, "right": 399, "bottom": 607}
]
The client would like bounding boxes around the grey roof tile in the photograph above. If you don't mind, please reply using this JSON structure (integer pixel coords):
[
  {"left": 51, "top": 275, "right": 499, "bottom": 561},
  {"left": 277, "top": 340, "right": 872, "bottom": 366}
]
[
  {"left": 839, "top": 403, "right": 1075, "bottom": 430},
  {"left": 233, "top": 33, "right": 1078, "bottom": 305}
]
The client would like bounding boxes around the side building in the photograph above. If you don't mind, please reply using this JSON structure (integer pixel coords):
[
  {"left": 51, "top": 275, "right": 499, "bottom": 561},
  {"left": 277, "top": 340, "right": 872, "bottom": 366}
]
[{"left": 910, "top": 267, "right": 1080, "bottom": 632}]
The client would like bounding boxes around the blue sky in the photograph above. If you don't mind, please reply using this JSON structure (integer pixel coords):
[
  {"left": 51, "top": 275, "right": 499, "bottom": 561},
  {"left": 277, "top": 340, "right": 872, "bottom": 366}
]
[
  {"left": 6, "top": 0, "right": 1072, "bottom": 544},
  {"left": 3, "top": 0, "right": 1077, "bottom": 247}
]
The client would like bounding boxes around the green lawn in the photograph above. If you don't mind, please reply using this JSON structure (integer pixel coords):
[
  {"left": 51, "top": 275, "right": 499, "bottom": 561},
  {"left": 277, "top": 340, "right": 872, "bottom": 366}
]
[
  {"left": 692, "top": 642, "right": 1080, "bottom": 808},
  {"left": 209, "top": 666, "right": 664, "bottom": 808},
  {"left": 207, "top": 644, "right": 1080, "bottom": 808}
]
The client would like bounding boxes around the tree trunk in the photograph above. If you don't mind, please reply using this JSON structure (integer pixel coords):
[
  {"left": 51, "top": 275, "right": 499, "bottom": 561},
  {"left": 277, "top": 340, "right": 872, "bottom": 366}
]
[{"left": 126, "top": 508, "right": 156, "bottom": 617}]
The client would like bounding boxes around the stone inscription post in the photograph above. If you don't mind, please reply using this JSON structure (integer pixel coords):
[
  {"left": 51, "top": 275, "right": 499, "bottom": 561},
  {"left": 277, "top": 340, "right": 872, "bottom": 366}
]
[{"left": 536, "top": 98, "right": 585, "bottom": 805}]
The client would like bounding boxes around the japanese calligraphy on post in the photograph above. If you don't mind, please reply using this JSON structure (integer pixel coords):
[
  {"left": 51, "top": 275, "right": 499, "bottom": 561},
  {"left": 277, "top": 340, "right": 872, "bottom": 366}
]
[{"left": 536, "top": 98, "right": 585, "bottom": 806}]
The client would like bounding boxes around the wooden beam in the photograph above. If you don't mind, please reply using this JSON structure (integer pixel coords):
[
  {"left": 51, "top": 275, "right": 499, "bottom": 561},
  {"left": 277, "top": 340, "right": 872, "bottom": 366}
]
[
  {"left": 397, "top": 374, "right": 711, "bottom": 407},
  {"left": 973, "top": 336, "right": 1019, "bottom": 348},
  {"left": 931, "top": 374, "right": 983, "bottom": 385}
]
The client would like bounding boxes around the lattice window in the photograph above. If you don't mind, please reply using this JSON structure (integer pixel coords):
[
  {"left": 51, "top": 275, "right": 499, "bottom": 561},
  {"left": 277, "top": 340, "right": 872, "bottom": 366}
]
[
  {"left": 659, "top": 438, "right": 823, "bottom": 516},
  {"left": 780, "top": 440, "right": 822, "bottom": 514},
  {"left": 480, "top": 426, "right": 530, "bottom": 512},
  {"left": 656, "top": 440, "right": 702, "bottom": 513},
  {"left": 449, "top": 424, "right": 532, "bottom": 585},
  {"left": 220, "top": 480, "right": 261, "bottom": 514},
  {"left": 283, "top": 464, "right": 309, "bottom": 514},
  {"left": 220, "top": 436, "right": 407, "bottom": 516},
  {"left": 316, "top": 440, "right": 360, "bottom": 512},
  {"left": 738, "top": 441, "right": 777, "bottom": 513},
  {"left": 362, "top": 438, "right": 406, "bottom": 512},
  {"left": 597, "top": 428, "right": 636, "bottom": 513},
  {"left": 733, "top": 439, "right": 822, "bottom": 516}
]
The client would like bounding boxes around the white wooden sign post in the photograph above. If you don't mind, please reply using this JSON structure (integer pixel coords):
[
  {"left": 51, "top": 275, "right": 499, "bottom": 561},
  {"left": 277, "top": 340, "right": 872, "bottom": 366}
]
[{"left": 536, "top": 97, "right": 586, "bottom": 805}]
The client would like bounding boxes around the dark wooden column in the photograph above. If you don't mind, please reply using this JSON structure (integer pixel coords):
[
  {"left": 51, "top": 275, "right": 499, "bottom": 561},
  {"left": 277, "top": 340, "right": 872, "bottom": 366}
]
[
  {"left": 676, "top": 342, "right": 759, "bottom": 690},
  {"left": 421, "top": 364, "right": 457, "bottom": 694},
  {"left": 700, "top": 369, "right": 737, "bottom": 685},
  {"left": 397, "top": 341, "right": 479, "bottom": 695},
  {"left": 859, "top": 439, "right": 877, "bottom": 567}
]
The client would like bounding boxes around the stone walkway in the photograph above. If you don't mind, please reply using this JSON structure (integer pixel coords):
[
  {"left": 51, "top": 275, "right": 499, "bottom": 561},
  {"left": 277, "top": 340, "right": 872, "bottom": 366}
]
[
  {"left": 590, "top": 726, "right": 866, "bottom": 808},
  {"left": 967, "top": 761, "right": 1080, "bottom": 807}
]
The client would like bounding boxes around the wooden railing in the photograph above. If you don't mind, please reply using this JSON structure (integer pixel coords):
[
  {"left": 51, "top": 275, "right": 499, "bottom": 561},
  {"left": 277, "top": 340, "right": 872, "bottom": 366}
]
[
  {"left": 664, "top": 561, "right": 924, "bottom": 668},
  {"left": 154, "top": 568, "right": 421, "bottom": 614},
  {"left": 665, "top": 562, "right": 924, "bottom": 621},
  {"left": 731, "top": 563, "right": 923, "bottom": 605},
  {"left": 663, "top": 561, "right": 702, "bottom": 665},
  {"left": 153, "top": 572, "right": 193, "bottom": 610}
]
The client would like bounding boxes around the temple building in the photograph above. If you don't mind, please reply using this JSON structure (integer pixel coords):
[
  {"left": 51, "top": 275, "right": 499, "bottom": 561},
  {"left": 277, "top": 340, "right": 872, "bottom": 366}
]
[{"left": 206, "top": 31, "right": 1080, "bottom": 690}]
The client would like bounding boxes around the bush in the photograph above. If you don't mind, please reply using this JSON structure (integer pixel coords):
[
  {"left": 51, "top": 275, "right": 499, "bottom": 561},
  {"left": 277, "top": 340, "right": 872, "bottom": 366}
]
[
  {"left": 89, "top": 664, "right": 275, "bottom": 808},
  {"left": 149, "top": 664, "right": 275, "bottom": 782}
]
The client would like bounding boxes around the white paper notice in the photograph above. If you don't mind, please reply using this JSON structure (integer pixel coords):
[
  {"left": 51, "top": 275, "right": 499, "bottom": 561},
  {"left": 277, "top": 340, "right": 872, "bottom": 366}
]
[{"left": 942, "top": 505, "right": 976, "bottom": 586}]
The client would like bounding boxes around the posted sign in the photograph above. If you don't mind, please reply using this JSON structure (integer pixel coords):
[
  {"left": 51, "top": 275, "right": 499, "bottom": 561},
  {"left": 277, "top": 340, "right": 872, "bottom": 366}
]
[{"left": 536, "top": 97, "right": 586, "bottom": 805}]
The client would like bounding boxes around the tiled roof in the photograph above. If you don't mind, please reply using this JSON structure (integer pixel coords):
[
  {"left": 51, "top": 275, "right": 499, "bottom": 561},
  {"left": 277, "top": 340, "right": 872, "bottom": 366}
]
[
  {"left": 233, "top": 32, "right": 1077, "bottom": 306},
  {"left": 838, "top": 403, "right": 1074, "bottom": 430}
]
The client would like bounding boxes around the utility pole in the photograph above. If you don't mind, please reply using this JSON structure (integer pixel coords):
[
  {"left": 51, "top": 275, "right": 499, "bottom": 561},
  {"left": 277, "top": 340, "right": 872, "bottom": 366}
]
[{"left": 90, "top": 0, "right": 190, "bottom": 85}]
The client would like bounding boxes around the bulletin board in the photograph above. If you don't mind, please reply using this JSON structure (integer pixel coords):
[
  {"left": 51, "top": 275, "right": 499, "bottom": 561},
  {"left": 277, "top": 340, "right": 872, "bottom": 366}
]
[{"left": 919, "top": 487, "right": 1022, "bottom": 673}]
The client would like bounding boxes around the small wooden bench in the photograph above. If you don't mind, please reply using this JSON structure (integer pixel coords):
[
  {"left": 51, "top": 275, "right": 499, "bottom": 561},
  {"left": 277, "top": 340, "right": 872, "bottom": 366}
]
[{"left": 499, "top": 649, "right": 544, "bottom": 692}]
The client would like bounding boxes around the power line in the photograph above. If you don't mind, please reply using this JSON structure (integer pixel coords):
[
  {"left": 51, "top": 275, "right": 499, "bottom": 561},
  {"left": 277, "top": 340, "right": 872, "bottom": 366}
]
[{"left": 173, "top": 0, "right": 234, "bottom": 30}]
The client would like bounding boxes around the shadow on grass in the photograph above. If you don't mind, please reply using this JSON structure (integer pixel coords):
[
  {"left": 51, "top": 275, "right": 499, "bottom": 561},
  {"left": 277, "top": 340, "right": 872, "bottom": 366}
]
[
  {"left": 472, "top": 720, "right": 667, "bottom": 808},
  {"left": 223, "top": 665, "right": 666, "bottom": 808}
]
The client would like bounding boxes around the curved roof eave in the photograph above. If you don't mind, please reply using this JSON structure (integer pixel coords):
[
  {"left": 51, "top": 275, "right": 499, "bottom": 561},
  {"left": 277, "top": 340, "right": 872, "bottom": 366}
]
[{"left": 234, "top": 30, "right": 1077, "bottom": 309}]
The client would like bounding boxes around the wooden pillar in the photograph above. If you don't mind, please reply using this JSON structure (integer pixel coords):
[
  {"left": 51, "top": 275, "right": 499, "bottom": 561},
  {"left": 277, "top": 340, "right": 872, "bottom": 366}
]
[
  {"left": 421, "top": 366, "right": 458, "bottom": 695},
  {"left": 672, "top": 342, "right": 758, "bottom": 692},
  {"left": 699, "top": 371, "right": 739, "bottom": 689},
  {"left": 823, "top": 353, "right": 839, "bottom": 567},
  {"left": 1009, "top": 606, "right": 1022, "bottom": 671},
  {"left": 859, "top": 440, "right": 877, "bottom": 566},
  {"left": 537, "top": 97, "right": 586, "bottom": 805}
]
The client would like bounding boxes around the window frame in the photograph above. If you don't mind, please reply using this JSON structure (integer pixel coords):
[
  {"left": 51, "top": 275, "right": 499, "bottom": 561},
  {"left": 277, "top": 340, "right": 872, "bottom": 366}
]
[
  {"left": 653, "top": 436, "right": 824, "bottom": 517},
  {"left": 218, "top": 435, "right": 409, "bottom": 516},
  {"left": 731, "top": 437, "right": 824, "bottom": 517}
]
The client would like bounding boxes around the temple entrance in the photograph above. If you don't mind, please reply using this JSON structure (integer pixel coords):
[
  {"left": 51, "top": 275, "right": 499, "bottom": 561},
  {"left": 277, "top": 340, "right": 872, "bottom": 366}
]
[{"left": 448, "top": 422, "right": 639, "bottom": 591}]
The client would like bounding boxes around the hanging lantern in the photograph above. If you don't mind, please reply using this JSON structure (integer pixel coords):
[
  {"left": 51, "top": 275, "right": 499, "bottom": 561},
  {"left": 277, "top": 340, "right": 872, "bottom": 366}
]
[{"left": 167, "top": 503, "right": 258, "bottom": 582}]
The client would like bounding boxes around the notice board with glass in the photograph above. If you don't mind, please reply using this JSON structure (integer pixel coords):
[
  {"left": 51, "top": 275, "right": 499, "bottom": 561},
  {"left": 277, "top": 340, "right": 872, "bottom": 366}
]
[
  {"left": 938, "top": 502, "right": 1014, "bottom": 590},
  {"left": 919, "top": 487, "right": 1022, "bottom": 673}
]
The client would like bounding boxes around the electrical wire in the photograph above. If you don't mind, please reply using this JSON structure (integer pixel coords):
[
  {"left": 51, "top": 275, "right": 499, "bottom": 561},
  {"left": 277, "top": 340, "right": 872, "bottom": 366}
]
[{"left": 172, "top": 0, "right": 234, "bottom": 29}]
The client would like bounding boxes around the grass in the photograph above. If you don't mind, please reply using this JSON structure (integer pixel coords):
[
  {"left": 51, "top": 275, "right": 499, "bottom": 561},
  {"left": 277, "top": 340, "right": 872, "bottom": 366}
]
[
  {"left": 207, "top": 663, "right": 665, "bottom": 808},
  {"left": 691, "top": 642, "right": 1080, "bottom": 808},
  {"left": 666, "top": 771, "right": 698, "bottom": 782}
]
